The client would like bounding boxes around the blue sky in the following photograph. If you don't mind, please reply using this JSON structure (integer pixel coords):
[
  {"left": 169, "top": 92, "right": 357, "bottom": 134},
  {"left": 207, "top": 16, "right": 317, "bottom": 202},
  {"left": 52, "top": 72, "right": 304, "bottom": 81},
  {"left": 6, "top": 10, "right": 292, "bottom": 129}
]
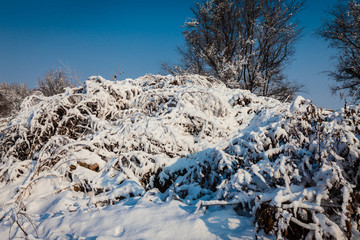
[{"left": 0, "top": 0, "right": 344, "bottom": 109}]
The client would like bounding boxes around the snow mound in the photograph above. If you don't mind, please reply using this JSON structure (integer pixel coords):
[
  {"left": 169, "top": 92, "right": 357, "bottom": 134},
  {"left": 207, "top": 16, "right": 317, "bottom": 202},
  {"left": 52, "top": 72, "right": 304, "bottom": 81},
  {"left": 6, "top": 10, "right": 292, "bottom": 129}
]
[{"left": 0, "top": 74, "right": 359, "bottom": 239}]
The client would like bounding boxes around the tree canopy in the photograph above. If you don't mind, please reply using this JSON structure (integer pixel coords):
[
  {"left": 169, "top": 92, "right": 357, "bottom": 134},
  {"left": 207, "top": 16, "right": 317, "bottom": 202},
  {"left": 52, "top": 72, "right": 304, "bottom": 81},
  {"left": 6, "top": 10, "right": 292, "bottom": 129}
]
[
  {"left": 318, "top": 0, "right": 360, "bottom": 101},
  {"left": 164, "top": 0, "right": 304, "bottom": 101}
]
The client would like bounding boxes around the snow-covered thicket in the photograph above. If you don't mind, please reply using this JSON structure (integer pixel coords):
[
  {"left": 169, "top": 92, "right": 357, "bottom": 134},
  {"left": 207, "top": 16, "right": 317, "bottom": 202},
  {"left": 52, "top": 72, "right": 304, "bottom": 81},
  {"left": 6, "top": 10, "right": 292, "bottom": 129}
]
[{"left": 0, "top": 74, "right": 359, "bottom": 239}]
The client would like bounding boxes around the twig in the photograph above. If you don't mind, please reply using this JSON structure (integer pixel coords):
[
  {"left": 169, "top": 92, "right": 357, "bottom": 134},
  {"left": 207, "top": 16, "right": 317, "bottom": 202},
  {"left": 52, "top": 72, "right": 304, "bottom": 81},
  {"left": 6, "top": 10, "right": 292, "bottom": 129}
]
[
  {"left": 15, "top": 219, "right": 28, "bottom": 237},
  {"left": 59, "top": 60, "right": 81, "bottom": 86},
  {"left": 290, "top": 217, "right": 317, "bottom": 231},
  {"left": 113, "top": 65, "right": 124, "bottom": 82},
  {"left": 282, "top": 203, "right": 324, "bottom": 212},
  {"left": 18, "top": 211, "right": 38, "bottom": 237},
  {"left": 195, "top": 200, "right": 242, "bottom": 213}
]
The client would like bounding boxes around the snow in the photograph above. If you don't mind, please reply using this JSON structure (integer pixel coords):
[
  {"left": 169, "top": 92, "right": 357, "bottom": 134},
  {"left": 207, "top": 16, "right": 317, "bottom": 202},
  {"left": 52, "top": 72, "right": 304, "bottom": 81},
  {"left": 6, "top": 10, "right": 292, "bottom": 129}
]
[
  {"left": 1, "top": 196, "right": 259, "bottom": 240},
  {"left": 289, "top": 95, "right": 306, "bottom": 114},
  {"left": 0, "top": 74, "right": 360, "bottom": 239}
]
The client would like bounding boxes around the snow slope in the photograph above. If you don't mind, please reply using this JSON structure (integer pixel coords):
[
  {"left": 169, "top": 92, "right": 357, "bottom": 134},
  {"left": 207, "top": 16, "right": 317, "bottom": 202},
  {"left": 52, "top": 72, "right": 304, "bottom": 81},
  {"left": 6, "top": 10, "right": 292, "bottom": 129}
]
[{"left": 0, "top": 74, "right": 359, "bottom": 239}]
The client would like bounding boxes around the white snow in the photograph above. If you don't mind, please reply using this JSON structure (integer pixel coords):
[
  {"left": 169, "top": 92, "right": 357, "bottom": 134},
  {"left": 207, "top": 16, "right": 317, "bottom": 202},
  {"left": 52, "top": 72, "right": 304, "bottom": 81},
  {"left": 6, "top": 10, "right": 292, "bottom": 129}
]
[{"left": 1, "top": 196, "right": 259, "bottom": 240}]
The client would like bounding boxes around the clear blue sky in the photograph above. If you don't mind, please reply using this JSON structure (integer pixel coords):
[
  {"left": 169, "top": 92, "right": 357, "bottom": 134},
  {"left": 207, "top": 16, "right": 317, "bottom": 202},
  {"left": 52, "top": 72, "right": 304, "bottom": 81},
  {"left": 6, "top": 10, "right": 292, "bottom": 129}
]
[{"left": 0, "top": 0, "right": 344, "bottom": 109}]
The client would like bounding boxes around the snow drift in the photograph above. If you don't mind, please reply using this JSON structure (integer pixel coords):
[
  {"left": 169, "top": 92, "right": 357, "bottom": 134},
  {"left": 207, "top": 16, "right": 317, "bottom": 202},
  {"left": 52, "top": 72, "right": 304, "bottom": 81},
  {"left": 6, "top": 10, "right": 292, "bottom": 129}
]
[{"left": 0, "top": 74, "right": 359, "bottom": 239}]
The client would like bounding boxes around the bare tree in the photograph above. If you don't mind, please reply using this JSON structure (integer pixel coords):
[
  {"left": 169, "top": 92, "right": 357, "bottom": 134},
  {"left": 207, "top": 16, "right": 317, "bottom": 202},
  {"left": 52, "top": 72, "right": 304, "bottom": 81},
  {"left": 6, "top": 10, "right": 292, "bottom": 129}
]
[
  {"left": 0, "top": 83, "right": 31, "bottom": 118},
  {"left": 37, "top": 68, "right": 74, "bottom": 97},
  {"left": 317, "top": 0, "right": 360, "bottom": 101},
  {"left": 166, "top": 0, "right": 304, "bottom": 101}
]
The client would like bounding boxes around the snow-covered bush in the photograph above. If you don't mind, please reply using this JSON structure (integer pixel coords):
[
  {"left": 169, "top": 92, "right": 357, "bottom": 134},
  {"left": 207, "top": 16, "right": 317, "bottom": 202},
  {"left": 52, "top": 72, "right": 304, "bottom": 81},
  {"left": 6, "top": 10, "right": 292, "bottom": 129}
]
[
  {"left": 37, "top": 68, "right": 74, "bottom": 97},
  {"left": 0, "top": 74, "right": 359, "bottom": 239},
  {"left": 157, "top": 96, "right": 360, "bottom": 239},
  {"left": 0, "top": 74, "right": 236, "bottom": 217}
]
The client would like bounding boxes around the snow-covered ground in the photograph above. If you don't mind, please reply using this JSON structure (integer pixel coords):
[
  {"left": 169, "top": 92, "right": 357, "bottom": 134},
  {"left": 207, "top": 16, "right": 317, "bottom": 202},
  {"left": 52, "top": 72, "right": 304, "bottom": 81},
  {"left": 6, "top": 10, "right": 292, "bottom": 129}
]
[
  {"left": 1, "top": 195, "right": 262, "bottom": 240},
  {"left": 0, "top": 74, "right": 359, "bottom": 239}
]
